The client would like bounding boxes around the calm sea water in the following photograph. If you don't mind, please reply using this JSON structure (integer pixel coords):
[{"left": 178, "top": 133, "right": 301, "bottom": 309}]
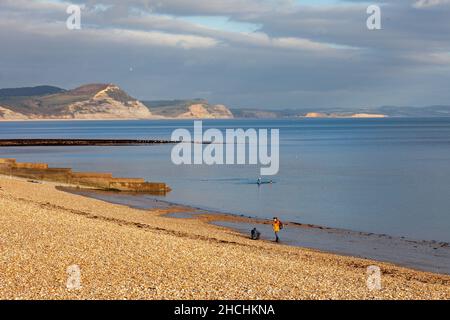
[{"left": 1, "top": 118, "right": 449, "bottom": 243}]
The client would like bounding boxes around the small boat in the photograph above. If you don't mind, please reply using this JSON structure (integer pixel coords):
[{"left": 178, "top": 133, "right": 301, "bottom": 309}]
[{"left": 257, "top": 178, "right": 273, "bottom": 185}]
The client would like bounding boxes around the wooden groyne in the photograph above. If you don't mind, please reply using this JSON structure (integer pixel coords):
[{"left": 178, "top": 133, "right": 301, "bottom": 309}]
[
  {"left": 0, "top": 139, "right": 177, "bottom": 147},
  {"left": 0, "top": 158, "right": 171, "bottom": 194}
]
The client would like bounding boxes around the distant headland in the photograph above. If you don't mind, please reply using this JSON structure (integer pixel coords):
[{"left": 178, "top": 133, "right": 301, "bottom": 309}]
[
  {"left": 0, "top": 84, "right": 233, "bottom": 120},
  {"left": 1, "top": 84, "right": 449, "bottom": 120}
]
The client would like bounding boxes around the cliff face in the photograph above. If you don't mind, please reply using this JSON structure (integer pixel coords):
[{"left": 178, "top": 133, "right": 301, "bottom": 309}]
[
  {"left": 0, "top": 106, "right": 28, "bottom": 120},
  {"left": 0, "top": 84, "right": 233, "bottom": 120},
  {"left": 62, "top": 84, "right": 155, "bottom": 120},
  {"left": 143, "top": 99, "right": 234, "bottom": 119},
  {"left": 176, "top": 104, "right": 233, "bottom": 119},
  {"left": 0, "top": 84, "right": 155, "bottom": 120}
]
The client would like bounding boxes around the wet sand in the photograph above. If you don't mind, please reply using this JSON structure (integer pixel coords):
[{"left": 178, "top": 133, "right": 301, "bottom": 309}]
[{"left": 1, "top": 176, "right": 449, "bottom": 299}]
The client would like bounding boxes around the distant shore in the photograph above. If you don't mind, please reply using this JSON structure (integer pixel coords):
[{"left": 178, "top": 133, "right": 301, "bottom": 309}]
[{"left": 0, "top": 175, "right": 449, "bottom": 299}]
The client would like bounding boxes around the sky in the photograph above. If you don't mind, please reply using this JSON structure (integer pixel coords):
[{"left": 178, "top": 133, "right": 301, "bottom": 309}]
[{"left": 0, "top": 0, "right": 450, "bottom": 109}]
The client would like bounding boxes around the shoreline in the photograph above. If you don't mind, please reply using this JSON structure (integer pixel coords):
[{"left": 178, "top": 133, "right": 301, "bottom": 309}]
[
  {"left": 59, "top": 186, "right": 450, "bottom": 276},
  {"left": 1, "top": 175, "right": 449, "bottom": 299}
]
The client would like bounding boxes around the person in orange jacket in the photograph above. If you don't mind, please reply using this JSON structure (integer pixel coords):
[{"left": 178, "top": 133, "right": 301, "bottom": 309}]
[{"left": 272, "top": 217, "right": 283, "bottom": 242}]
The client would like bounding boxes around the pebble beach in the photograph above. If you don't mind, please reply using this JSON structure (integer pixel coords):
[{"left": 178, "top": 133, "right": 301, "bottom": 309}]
[{"left": 0, "top": 176, "right": 449, "bottom": 300}]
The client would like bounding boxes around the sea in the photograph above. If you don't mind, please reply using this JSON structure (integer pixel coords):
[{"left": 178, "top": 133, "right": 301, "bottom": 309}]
[{"left": 1, "top": 118, "right": 449, "bottom": 245}]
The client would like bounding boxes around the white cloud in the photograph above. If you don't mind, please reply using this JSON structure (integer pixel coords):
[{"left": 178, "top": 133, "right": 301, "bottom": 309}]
[
  {"left": 105, "top": 28, "right": 219, "bottom": 49},
  {"left": 227, "top": 32, "right": 352, "bottom": 52},
  {"left": 0, "top": 17, "right": 218, "bottom": 50},
  {"left": 407, "top": 52, "right": 450, "bottom": 65},
  {"left": 413, "top": 0, "right": 450, "bottom": 8}
]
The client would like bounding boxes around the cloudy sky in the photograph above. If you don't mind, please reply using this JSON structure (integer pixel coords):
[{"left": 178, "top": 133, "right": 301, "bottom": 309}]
[{"left": 0, "top": 0, "right": 449, "bottom": 109}]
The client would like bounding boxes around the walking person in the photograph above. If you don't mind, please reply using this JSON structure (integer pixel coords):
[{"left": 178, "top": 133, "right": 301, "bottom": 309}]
[{"left": 272, "top": 217, "right": 283, "bottom": 242}]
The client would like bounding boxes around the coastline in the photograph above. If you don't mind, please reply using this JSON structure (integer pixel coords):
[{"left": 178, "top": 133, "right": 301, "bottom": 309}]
[
  {"left": 0, "top": 175, "right": 449, "bottom": 299},
  {"left": 60, "top": 186, "right": 450, "bottom": 276}
]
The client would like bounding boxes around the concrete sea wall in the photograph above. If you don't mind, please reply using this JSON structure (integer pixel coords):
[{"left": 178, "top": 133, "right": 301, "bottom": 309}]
[{"left": 0, "top": 158, "right": 170, "bottom": 194}]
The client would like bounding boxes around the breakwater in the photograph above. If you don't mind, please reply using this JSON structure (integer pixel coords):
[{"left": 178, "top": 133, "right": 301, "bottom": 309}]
[
  {"left": 0, "top": 139, "right": 176, "bottom": 147},
  {"left": 0, "top": 158, "right": 171, "bottom": 194}
]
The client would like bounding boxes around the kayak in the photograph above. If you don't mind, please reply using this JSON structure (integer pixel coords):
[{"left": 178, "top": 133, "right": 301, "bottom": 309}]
[{"left": 257, "top": 180, "right": 273, "bottom": 185}]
